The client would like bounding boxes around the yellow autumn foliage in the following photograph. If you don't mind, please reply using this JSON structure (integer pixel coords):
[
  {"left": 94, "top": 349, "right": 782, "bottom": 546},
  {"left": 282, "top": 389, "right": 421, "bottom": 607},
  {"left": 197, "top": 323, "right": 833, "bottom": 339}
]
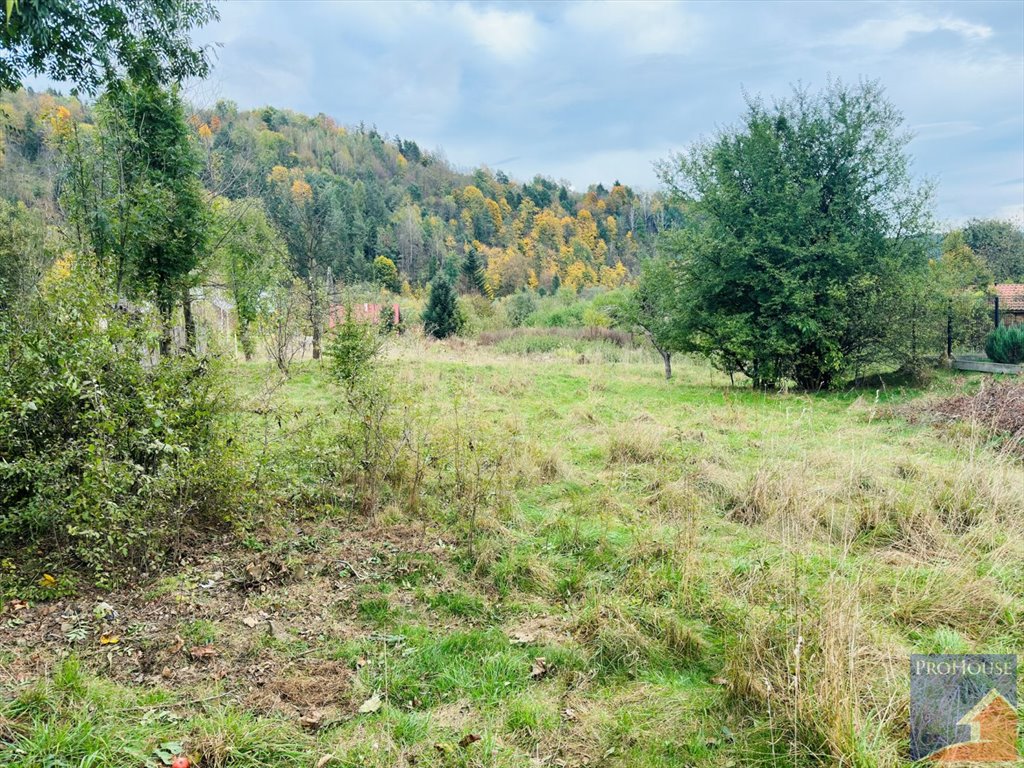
[{"left": 290, "top": 178, "right": 313, "bottom": 205}]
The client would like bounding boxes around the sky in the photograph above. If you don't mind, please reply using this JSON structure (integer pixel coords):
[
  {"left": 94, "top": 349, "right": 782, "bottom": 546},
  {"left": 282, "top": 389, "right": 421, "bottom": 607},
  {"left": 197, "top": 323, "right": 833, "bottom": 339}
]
[{"left": 188, "top": 1, "right": 1024, "bottom": 225}]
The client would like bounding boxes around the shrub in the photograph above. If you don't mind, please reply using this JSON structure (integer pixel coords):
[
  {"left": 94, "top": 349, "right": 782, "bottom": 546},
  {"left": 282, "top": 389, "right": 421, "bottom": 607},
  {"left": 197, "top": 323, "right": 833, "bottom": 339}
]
[
  {"left": 984, "top": 324, "right": 1024, "bottom": 364},
  {"left": 372, "top": 255, "right": 401, "bottom": 293},
  {"left": 325, "top": 307, "right": 398, "bottom": 517},
  {"left": 506, "top": 291, "right": 536, "bottom": 328},
  {"left": 0, "top": 267, "right": 233, "bottom": 584},
  {"left": 327, "top": 305, "right": 385, "bottom": 390}
]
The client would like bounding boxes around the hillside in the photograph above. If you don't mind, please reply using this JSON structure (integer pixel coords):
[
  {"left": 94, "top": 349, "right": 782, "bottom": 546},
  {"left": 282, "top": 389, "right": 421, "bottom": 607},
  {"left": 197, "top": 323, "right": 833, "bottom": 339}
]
[{"left": 0, "top": 88, "right": 684, "bottom": 295}]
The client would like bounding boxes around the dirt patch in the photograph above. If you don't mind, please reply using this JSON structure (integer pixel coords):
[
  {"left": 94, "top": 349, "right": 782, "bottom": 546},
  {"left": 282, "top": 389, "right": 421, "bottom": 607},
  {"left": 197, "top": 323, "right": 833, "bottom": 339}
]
[
  {"left": 505, "top": 615, "right": 572, "bottom": 647},
  {"left": 245, "top": 658, "right": 353, "bottom": 718},
  {"left": 0, "top": 518, "right": 456, "bottom": 723}
]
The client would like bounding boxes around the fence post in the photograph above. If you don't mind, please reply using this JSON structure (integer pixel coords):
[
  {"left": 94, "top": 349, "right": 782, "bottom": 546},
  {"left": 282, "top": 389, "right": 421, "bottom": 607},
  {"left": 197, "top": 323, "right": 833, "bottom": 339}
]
[
  {"left": 946, "top": 299, "right": 953, "bottom": 359},
  {"left": 994, "top": 295, "right": 1000, "bottom": 329}
]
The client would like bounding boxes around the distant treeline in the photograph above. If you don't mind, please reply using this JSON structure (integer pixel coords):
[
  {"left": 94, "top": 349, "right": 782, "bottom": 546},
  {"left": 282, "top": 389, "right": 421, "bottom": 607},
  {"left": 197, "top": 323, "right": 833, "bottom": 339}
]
[{"left": 0, "top": 88, "right": 685, "bottom": 296}]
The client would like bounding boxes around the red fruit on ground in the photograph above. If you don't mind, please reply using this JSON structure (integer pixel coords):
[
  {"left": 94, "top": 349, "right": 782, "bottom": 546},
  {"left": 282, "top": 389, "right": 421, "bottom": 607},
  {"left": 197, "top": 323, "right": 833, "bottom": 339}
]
[{"left": 170, "top": 757, "right": 190, "bottom": 768}]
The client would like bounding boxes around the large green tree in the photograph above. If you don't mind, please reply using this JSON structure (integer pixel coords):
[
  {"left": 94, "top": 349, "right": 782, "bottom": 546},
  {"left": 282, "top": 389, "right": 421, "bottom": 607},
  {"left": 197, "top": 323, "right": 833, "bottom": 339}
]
[
  {"left": 107, "top": 73, "right": 207, "bottom": 353},
  {"left": 1, "top": 0, "right": 216, "bottom": 93},
  {"left": 961, "top": 218, "right": 1024, "bottom": 283},
  {"left": 265, "top": 168, "right": 336, "bottom": 359},
  {"left": 660, "top": 80, "right": 932, "bottom": 389},
  {"left": 210, "top": 197, "right": 286, "bottom": 360},
  {"left": 53, "top": 68, "right": 208, "bottom": 354}
]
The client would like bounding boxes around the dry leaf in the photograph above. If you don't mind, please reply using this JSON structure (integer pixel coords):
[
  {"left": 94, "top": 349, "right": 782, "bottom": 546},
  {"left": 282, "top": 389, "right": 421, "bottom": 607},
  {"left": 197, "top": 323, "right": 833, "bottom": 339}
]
[
  {"left": 562, "top": 707, "right": 577, "bottom": 721},
  {"left": 315, "top": 756, "right": 335, "bottom": 768},
  {"left": 9, "top": 599, "right": 28, "bottom": 611},
  {"left": 299, "top": 709, "right": 323, "bottom": 730},
  {"left": 530, "top": 657, "right": 548, "bottom": 679},
  {"left": 509, "top": 631, "right": 535, "bottom": 645},
  {"left": 458, "top": 733, "right": 481, "bottom": 748},
  {"left": 39, "top": 573, "right": 57, "bottom": 589},
  {"left": 168, "top": 634, "right": 185, "bottom": 655},
  {"left": 161, "top": 666, "right": 173, "bottom": 679},
  {"left": 241, "top": 615, "right": 259, "bottom": 628},
  {"left": 711, "top": 676, "right": 729, "bottom": 686},
  {"left": 358, "top": 694, "right": 382, "bottom": 714},
  {"left": 189, "top": 644, "right": 218, "bottom": 659},
  {"left": 99, "top": 633, "right": 120, "bottom": 645}
]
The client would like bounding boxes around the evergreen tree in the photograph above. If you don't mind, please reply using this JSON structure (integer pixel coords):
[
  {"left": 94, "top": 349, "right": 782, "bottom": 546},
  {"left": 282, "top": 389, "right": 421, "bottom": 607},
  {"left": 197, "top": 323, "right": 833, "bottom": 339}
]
[
  {"left": 461, "top": 246, "right": 485, "bottom": 293},
  {"left": 422, "top": 276, "right": 461, "bottom": 339}
]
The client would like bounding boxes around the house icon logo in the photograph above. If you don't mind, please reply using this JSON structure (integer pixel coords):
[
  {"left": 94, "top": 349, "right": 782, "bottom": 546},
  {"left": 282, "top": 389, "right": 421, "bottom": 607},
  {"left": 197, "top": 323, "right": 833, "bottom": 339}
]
[
  {"left": 910, "top": 654, "right": 1019, "bottom": 763},
  {"left": 927, "top": 688, "right": 1019, "bottom": 763}
]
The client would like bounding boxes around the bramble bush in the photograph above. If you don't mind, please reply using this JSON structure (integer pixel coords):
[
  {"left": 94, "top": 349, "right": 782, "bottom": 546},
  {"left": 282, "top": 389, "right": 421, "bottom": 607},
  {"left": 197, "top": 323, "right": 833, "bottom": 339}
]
[
  {"left": 984, "top": 324, "right": 1024, "bottom": 365},
  {"left": 0, "top": 266, "right": 235, "bottom": 585}
]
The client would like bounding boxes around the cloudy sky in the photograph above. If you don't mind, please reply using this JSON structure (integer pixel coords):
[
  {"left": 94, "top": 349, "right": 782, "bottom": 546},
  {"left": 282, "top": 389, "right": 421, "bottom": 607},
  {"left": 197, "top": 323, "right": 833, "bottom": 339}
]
[{"left": 190, "top": 0, "right": 1022, "bottom": 224}]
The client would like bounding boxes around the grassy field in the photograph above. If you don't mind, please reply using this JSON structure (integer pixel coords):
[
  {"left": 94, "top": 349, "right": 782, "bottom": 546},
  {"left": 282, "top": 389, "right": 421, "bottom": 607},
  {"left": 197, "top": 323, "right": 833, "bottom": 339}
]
[{"left": 2, "top": 338, "right": 1022, "bottom": 767}]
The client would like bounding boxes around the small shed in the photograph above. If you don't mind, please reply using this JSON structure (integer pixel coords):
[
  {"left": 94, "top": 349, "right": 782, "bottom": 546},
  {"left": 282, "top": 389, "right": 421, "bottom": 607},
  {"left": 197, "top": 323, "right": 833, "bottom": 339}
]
[{"left": 993, "top": 284, "right": 1024, "bottom": 327}]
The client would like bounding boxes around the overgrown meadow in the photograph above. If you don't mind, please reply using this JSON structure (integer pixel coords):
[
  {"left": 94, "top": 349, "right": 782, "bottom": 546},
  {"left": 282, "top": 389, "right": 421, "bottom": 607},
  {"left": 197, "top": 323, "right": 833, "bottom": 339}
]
[{"left": 2, "top": 329, "right": 1021, "bottom": 768}]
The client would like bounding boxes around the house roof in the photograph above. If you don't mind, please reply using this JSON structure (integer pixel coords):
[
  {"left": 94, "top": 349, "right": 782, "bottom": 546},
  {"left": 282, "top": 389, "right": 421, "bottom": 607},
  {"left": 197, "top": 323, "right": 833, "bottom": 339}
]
[{"left": 994, "top": 284, "right": 1024, "bottom": 311}]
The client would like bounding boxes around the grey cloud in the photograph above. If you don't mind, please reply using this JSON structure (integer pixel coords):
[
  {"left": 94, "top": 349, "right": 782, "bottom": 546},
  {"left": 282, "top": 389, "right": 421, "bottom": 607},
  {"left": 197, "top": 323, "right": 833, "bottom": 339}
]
[{"left": 196, "top": 0, "right": 1022, "bottom": 221}]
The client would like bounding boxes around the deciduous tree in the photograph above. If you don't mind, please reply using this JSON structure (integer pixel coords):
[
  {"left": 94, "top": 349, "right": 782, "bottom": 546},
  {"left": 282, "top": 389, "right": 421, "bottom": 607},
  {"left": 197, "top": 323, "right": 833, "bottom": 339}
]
[
  {"left": 660, "top": 80, "right": 932, "bottom": 389},
  {"left": 1, "top": 0, "right": 217, "bottom": 93}
]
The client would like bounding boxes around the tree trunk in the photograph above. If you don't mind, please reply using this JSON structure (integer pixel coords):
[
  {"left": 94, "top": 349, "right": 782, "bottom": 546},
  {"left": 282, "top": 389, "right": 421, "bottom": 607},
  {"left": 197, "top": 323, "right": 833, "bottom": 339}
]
[
  {"left": 239, "top": 321, "right": 254, "bottom": 361},
  {"left": 182, "top": 285, "right": 196, "bottom": 354},
  {"left": 159, "top": 303, "right": 173, "bottom": 357},
  {"left": 659, "top": 348, "right": 672, "bottom": 379},
  {"left": 311, "top": 320, "right": 321, "bottom": 360}
]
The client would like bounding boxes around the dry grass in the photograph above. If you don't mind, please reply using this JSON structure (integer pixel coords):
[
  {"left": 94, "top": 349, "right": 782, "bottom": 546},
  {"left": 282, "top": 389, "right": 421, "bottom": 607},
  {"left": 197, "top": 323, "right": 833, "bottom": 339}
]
[{"left": 606, "top": 420, "right": 670, "bottom": 465}]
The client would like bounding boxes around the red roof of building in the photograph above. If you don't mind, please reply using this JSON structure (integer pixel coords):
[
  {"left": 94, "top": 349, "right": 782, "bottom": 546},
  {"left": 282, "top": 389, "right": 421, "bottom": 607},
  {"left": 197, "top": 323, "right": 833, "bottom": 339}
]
[{"left": 993, "top": 284, "right": 1024, "bottom": 311}]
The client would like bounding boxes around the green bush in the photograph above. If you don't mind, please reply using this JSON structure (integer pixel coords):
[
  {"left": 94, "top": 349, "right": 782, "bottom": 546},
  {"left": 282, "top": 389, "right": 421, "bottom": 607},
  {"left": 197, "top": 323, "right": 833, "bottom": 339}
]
[
  {"left": 327, "top": 305, "right": 385, "bottom": 389},
  {"left": 0, "top": 269, "right": 233, "bottom": 584},
  {"left": 984, "top": 324, "right": 1024, "bottom": 364},
  {"left": 506, "top": 291, "right": 536, "bottom": 328}
]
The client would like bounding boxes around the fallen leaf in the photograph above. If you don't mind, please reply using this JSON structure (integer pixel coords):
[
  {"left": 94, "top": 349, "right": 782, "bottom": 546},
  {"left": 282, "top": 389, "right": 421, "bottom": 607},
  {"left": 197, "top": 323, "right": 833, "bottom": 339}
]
[
  {"left": 245, "top": 562, "right": 265, "bottom": 580},
  {"left": 161, "top": 666, "right": 173, "bottom": 679},
  {"left": 241, "top": 615, "right": 259, "bottom": 628},
  {"left": 315, "top": 756, "right": 335, "bottom": 768},
  {"left": 9, "top": 599, "right": 28, "bottom": 611},
  {"left": 711, "top": 676, "right": 729, "bottom": 686},
  {"left": 99, "top": 632, "right": 120, "bottom": 645},
  {"left": 299, "top": 709, "right": 322, "bottom": 730},
  {"left": 530, "top": 657, "right": 548, "bottom": 679},
  {"left": 458, "top": 733, "right": 481, "bottom": 748},
  {"left": 168, "top": 634, "right": 185, "bottom": 655},
  {"left": 189, "top": 644, "right": 218, "bottom": 659},
  {"left": 562, "top": 707, "right": 577, "bottom": 721},
  {"left": 358, "top": 694, "right": 382, "bottom": 714},
  {"left": 39, "top": 573, "right": 57, "bottom": 589},
  {"left": 509, "top": 631, "right": 535, "bottom": 645}
]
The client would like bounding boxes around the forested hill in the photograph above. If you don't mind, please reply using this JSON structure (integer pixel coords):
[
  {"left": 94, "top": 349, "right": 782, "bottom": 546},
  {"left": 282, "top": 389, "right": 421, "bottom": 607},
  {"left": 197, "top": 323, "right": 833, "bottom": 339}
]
[{"left": 1, "top": 88, "right": 684, "bottom": 295}]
